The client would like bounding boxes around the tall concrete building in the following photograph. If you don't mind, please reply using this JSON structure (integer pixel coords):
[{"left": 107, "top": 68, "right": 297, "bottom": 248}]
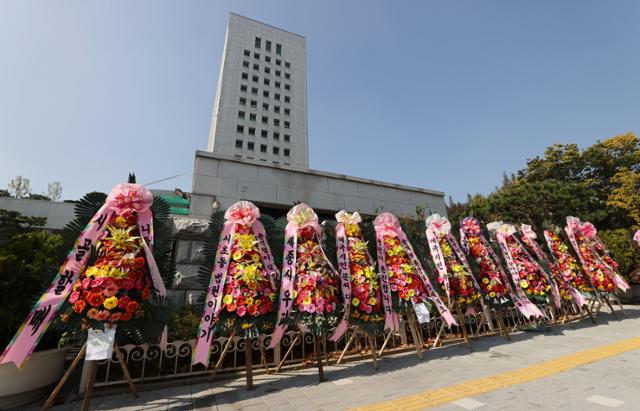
[
  {"left": 207, "top": 13, "right": 309, "bottom": 169},
  {"left": 190, "top": 13, "right": 446, "bottom": 219}
]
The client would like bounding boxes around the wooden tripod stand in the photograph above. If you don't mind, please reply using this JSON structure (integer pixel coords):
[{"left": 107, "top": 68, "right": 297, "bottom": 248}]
[
  {"left": 273, "top": 331, "right": 329, "bottom": 382},
  {"left": 208, "top": 333, "right": 271, "bottom": 390},
  {"left": 41, "top": 342, "right": 137, "bottom": 411},
  {"left": 335, "top": 326, "right": 380, "bottom": 369}
]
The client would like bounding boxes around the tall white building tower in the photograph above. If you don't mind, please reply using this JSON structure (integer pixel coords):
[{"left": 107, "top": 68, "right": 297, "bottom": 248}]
[{"left": 207, "top": 13, "right": 309, "bottom": 169}]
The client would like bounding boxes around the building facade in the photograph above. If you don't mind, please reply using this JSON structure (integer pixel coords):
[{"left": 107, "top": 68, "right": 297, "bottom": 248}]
[{"left": 207, "top": 13, "right": 309, "bottom": 169}]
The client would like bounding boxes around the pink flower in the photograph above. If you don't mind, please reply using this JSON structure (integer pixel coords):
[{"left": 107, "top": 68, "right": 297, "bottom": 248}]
[
  {"left": 236, "top": 305, "right": 247, "bottom": 317},
  {"left": 81, "top": 278, "right": 92, "bottom": 289},
  {"left": 118, "top": 296, "right": 131, "bottom": 309},
  {"left": 69, "top": 291, "right": 80, "bottom": 303},
  {"left": 121, "top": 279, "right": 135, "bottom": 290},
  {"left": 135, "top": 280, "right": 144, "bottom": 291},
  {"left": 103, "top": 284, "right": 119, "bottom": 297}
]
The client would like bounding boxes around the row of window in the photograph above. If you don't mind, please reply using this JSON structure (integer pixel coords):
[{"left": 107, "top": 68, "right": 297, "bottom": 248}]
[
  {"left": 243, "top": 49, "right": 291, "bottom": 69},
  {"left": 239, "top": 84, "right": 291, "bottom": 103},
  {"left": 239, "top": 109, "right": 289, "bottom": 121},
  {"left": 254, "top": 37, "right": 283, "bottom": 55},
  {"left": 236, "top": 139, "right": 290, "bottom": 156},
  {"left": 236, "top": 120, "right": 290, "bottom": 134},
  {"left": 238, "top": 97, "right": 292, "bottom": 114},
  {"left": 242, "top": 60, "right": 291, "bottom": 79},
  {"left": 241, "top": 72, "right": 291, "bottom": 90}
]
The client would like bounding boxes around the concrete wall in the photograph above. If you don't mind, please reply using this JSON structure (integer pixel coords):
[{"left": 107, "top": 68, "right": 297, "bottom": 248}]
[
  {"left": 190, "top": 151, "right": 447, "bottom": 217},
  {"left": 0, "top": 197, "right": 75, "bottom": 230}
]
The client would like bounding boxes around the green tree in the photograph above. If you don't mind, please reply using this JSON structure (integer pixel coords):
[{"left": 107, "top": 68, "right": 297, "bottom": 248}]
[{"left": 0, "top": 215, "right": 64, "bottom": 350}]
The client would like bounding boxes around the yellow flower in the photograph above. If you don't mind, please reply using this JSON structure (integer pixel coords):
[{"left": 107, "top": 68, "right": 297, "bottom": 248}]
[
  {"left": 251, "top": 254, "right": 261, "bottom": 264},
  {"left": 103, "top": 296, "right": 118, "bottom": 310},
  {"left": 362, "top": 266, "right": 376, "bottom": 280},
  {"left": 236, "top": 234, "right": 258, "bottom": 251},
  {"left": 408, "top": 289, "right": 415, "bottom": 297},
  {"left": 345, "top": 224, "right": 360, "bottom": 237},
  {"left": 519, "top": 280, "right": 529, "bottom": 289},
  {"left": 352, "top": 297, "right": 360, "bottom": 307},
  {"left": 482, "top": 277, "right": 490, "bottom": 284},
  {"left": 104, "top": 225, "right": 140, "bottom": 251},
  {"left": 232, "top": 251, "right": 244, "bottom": 261},
  {"left": 489, "top": 292, "right": 496, "bottom": 298},
  {"left": 401, "top": 264, "right": 413, "bottom": 274},
  {"left": 223, "top": 295, "right": 233, "bottom": 305},
  {"left": 368, "top": 297, "right": 377, "bottom": 305}
]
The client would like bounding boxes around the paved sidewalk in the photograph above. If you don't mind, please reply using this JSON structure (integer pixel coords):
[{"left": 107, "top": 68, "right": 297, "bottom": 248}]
[{"left": 33, "top": 306, "right": 640, "bottom": 411}]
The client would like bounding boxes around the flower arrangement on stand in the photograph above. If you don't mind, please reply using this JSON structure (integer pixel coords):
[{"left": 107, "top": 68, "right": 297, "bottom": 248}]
[
  {"left": 1, "top": 180, "right": 172, "bottom": 409},
  {"left": 425, "top": 214, "right": 482, "bottom": 309},
  {"left": 543, "top": 227, "right": 594, "bottom": 296},
  {"left": 488, "top": 222, "right": 551, "bottom": 306},
  {"left": 459, "top": 217, "right": 510, "bottom": 306},
  {"left": 193, "top": 201, "right": 279, "bottom": 372},
  {"left": 332, "top": 211, "right": 386, "bottom": 339},
  {"left": 564, "top": 217, "right": 629, "bottom": 295}
]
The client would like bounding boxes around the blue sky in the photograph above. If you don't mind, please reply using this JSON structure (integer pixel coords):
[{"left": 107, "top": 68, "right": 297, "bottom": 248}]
[{"left": 1, "top": 1, "right": 639, "bottom": 202}]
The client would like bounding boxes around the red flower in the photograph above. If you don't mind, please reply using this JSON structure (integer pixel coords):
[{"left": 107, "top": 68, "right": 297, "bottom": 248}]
[
  {"left": 87, "top": 292, "right": 104, "bottom": 307},
  {"left": 125, "top": 301, "right": 140, "bottom": 313},
  {"left": 120, "top": 312, "right": 132, "bottom": 322},
  {"left": 72, "top": 300, "right": 86, "bottom": 313}
]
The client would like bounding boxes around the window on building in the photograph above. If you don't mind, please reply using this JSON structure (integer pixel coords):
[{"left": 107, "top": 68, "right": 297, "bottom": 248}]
[
  {"left": 249, "top": 113, "right": 256, "bottom": 121},
  {"left": 261, "top": 115, "right": 268, "bottom": 124},
  {"left": 274, "top": 105, "right": 280, "bottom": 113},
  {"left": 284, "top": 121, "right": 290, "bottom": 129},
  {"left": 284, "top": 134, "right": 290, "bottom": 142},
  {"left": 264, "top": 78, "right": 270, "bottom": 86},
  {"left": 276, "top": 44, "right": 282, "bottom": 54},
  {"left": 260, "top": 144, "right": 267, "bottom": 153},
  {"left": 284, "top": 96, "right": 290, "bottom": 103},
  {"left": 264, "top": 66, "right": 271, "bottom": 74},
  {"left": 250, "top": 100, "right": 257, "bottom": 108},
  {"left": 252, "top": 75, "right": 258, "bottom": 82},
  {"left": 243, "top": 60, "right": 249, "bottom": 68},
  {"left": 261, "top": 129, "right": 268, "bottom": 138},
  {"left": 240, "top": 84, "right": 247, "bottom": 92},
  {"left": 241, "top": 72, "right": 248, "bottom": 80},
  {"left": 284, "top": 148, "right": 290, "bottom": 156},
  {"left": 244, "top": 49, "right": 250, "bottom": 56},
  {"left": 273, "top": 146, "right": 280, "bottom": 155},
  {"left": 262, "top": 102, "right": 269, "bottom": 110},
  {"left": 265, "top": 56, "right": 271, "bottom": 63},
  {"left": 275, "top": 81, "right": 281, "bottom": 88},
  {"left": 263, "top": 90, "right": 269, "bottom": 98},
  {"left": 284, "top": 108, "right": 290, "bottom": 115},
  {"left": 273, "top": 132, "right": 280, "bottom": 140},
  {"left": 275, "top": 70, "right": 281, "bottom": 77},
  {"left": 285, "top": 84, "right": 290, "bottom": 90},
  {"left": 254, "top": 52, "right": 260, "bottom": 59},
  {"left": 247, "top": 142, "right": 255, "bottom": 150},
  {"left": 236, "top": 125, "right": 244, "bottom": 133},
  {"left": 285, "top": 61, "right": 291, "bottom": 68},
  {"left": 255, "top": 37, "right": 261, "bottom": 48},
  {"left": 235, "top": 139, "right": 243, "bottom": 148},
  {"left": 238, "top": 111, "right": 245, "bottom": 119},
  {"left": 266, "top": 40, "right": 272, "bottom": 52},
  {"left": 251, "top": 87, "right": 258, "bottom": 95},
  {"left": 248, "top": 127, "right": 255, "bottom": 136},
  {"left": 276, "top": 59, "right": 281, "bottom": 66},
  {"left": 253, "top": 63, "right": 259, "bottom": 70},
  {"left": 285, "top": 72, "right": 290, "bottom": 79},
  {"left": 239, "top": 97, "right": 246, "bottom": 105},
  {"left": 275, "top": 93, "right": 281, "bottom": 101},
  {"left": 273, "top": 119, "right": 280, "bottom": 127}
]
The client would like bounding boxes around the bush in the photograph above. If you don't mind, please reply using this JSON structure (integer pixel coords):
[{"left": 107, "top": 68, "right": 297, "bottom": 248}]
[
  {"left": 0, "top": 229, "right": 65, "bottom": 351},
  {"left": 598, "top": 228, "right": 640, "bottom": 280},
  {"left": 168, "top": 305, "right": 201, "bottom": 341}
]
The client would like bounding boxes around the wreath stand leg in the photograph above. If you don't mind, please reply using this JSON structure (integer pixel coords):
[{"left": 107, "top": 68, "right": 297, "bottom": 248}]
[
  {"left": 584, "top": 303, "right": 596, "bottom": 324},
  {"left": 41, "top": 344, "right": 87, "bottom": 411},
  {"left": 367, "top": 334, "right": 379, "bottom": 370},
  {"left": 321, "top": 336, "right": 330, "bottom": 366},
  {"left": 377, "top": 331, "right": 394, "bottom": 357},
  {"left": 337, "top": 327, "right": 358, "bottom": 364},
  {"left": 454, "top": 304, "right": 472, "bottom": 349},
  {"left": 244, "top": 338, "right": 254, "bottom": 390},
  {"left": 604, "top": 296, "right": 620, "bottom": 320},
  {"left": 313, "top": 335, "right": 327, "bottom": 382},
  {"left": 275, "top": 333, "right": 300, "bottom": 373},
  {"left": 209, "top": 331, "right": 235, "bottom": 382},
  {"left": 473, "top": 314, "right": 485, "bottom": 339},
  {"left": 113, "top": 343, "right": 138, "bottom": 398},
  {"left": 495, "top": 308, "right": 510, "bottom": 340},
  {"left": 405, "top": 311, "right": 424, "bottom": 359},
  {"left": 258, "top": 335, "right": 270, "bottom": 374},
  {"left": 432, "top": 322, "right": 447, "bottom": 348}
]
